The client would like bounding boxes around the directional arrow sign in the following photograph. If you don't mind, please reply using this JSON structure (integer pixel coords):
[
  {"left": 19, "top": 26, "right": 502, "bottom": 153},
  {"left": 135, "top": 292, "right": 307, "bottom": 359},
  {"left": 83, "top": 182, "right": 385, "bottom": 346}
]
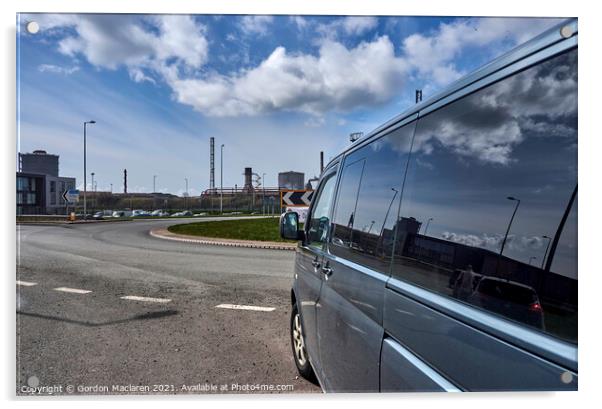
[
  {"left": 280, "top": 189, "right": 314, "bottom": 207},
  {"left": 62, "top": 189, "right": 80, "bottom": 204}
]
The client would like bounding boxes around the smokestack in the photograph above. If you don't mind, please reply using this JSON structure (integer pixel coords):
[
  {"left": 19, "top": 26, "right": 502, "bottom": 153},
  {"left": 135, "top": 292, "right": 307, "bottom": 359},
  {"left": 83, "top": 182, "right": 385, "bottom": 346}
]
[
  {"left": 320, "top": 151, "right": 324, "bottom": 174},
  {"left": 243, "top": 167, "right": 253, "bottom": 192},
  {"left": 123, "top": 169, "right": 127, "bottom": 194},
  {"left": 210, "top": 137, "right": 215, "bottom": 192}
]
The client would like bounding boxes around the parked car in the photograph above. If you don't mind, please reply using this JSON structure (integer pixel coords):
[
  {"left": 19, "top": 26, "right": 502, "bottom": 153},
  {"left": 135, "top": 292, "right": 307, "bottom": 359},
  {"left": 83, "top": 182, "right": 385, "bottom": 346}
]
[
  {"left": 131, "top": 209, "right": 150, "bottom": 217},
  {"left": 466, "top": 277, "right": 545, "bottom": 330},
  {"left": 279, "top": 19, "right": 577, "bottom": 392},
  {"left": 112, "top": 211, "right": 126, "bottom": 218},
  {"left": 92, "top": 211, "right": 104, "bottom": 220}
]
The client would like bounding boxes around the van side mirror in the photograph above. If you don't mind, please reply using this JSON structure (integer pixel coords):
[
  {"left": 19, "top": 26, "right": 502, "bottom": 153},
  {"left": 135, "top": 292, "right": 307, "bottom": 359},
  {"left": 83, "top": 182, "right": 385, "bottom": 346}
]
[{"left": 280, "top": 211, "right": 303, "bottom": 241}]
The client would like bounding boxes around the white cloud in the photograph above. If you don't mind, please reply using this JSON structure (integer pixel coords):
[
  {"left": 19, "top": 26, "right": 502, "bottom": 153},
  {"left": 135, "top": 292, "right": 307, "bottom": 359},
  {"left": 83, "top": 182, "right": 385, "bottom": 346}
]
[
  {"left": 27, "top": 14, "right": 565, "bottom": 122},
  {"left": 441, "top": 231, "right": 505, "bottom": 249},
  {"left": 289, "top": 16, "right": 308, "bottom": 30},
  {"left": 402, "top": 17, "right": 561, "bottom": 86},
  {"left": 166, "top": 36, "right": 408, "bottom": 117},
  {"left": 39, "top": 14, "right": 208, "bottom": 83},
  {"left": 342, "top": 16, "right": 378, "bottom": 35},
  {"left": 240, "top": 15, "right": 274, "bottom": 36},
  {"left": 317, "top": 16, "right": 378, "bottom": 39},
  {"left": 441, "top": 231, "right": 547, "bottom": 253},
  {"left": 411, "top": 50, "right": 576, "bottom": 165},
  {"left": 38, "top": 64, "right": 80, "bottom": 75}
]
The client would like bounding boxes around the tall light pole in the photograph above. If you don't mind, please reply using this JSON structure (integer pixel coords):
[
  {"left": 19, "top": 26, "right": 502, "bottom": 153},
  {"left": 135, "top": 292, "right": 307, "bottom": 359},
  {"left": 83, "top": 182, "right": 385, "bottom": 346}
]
[
  {"left": 423, "top": 217, "right": 434, "bottom": 236},
  {"left": 110, "top": 183, "right": 113, "bottom": 193},
  {"left": 83, "top": 120, "right": 96, "bottom": 220},
  {"left": 184, "top": 177, "right": 189, "bottom": 210},
  {"left": 262, "top": 172, "right": 266, "bottom": 215},
  {"left": 541, "top": 235, "right": 552, "bottom": 269},
  {"left": 220, "top": 144, "right": 224, "bottom": 214},
  {"left": 91, "top": 172, "right": 96, "bottom": 212},
  {"left": 500, "top": 196, "right": 521, "bottom": 256}
]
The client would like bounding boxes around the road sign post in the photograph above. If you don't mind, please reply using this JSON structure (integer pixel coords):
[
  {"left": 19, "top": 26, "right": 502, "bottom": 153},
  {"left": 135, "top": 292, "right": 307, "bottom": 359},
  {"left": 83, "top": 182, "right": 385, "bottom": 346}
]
[
  {"left": 62, "top": 189, "right": 80, "bottom": 205},
  {"left": 280, "top": 189, "right": 314, "bottom": 208},
  {"left": 280, "top": 189, "right": 314, "bottom": 223}
]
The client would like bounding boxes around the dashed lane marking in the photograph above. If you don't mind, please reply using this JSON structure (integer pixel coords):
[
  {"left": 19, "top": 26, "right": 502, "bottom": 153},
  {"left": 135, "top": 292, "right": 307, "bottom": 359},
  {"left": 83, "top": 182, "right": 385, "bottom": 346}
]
[
  {"left": 215, "top": 304, "right": 275, "bottom": 312},
  {"left": 16, "top": 280, "right": 37, "bottom": 287},
  {"left": 120, "top": 295, "right": 171, "bottom": 303},
  {"left": 54, "top": 287, "right": 92, "bottom": 294}
]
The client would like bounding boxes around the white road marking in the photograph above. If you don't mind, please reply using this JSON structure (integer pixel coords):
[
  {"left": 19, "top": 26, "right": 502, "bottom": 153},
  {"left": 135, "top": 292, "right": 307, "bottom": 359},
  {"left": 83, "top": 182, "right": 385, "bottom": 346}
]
[
  {"left": 54, "top": 287, "right": 92, "bottom": 294},
  {"left": 16, "top": 280, "right": 37, "bottom": 287},
  {"left": 121, "top": 295, "right": 171, "bottom": 303},
  {"left": 215, "top": 304, "right": 275, "bottom": 312}
]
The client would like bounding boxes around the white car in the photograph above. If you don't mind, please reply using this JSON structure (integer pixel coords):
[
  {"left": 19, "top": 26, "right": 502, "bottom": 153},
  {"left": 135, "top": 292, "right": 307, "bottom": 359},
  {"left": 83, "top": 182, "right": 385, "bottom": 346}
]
[{"left": 132, "top": 209, "right": 150, "bottom": 217}]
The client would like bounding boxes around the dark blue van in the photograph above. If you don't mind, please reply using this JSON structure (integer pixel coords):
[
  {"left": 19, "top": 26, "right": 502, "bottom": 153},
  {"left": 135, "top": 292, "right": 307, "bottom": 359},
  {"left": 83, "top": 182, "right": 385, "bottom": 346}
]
[{"left": 281, "top": 19, "right": 578, "bottom": 392}]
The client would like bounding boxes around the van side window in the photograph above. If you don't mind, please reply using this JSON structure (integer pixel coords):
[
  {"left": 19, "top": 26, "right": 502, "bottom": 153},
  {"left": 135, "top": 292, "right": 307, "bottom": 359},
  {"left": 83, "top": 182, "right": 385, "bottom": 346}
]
[
  {"left": 330, "top": 122, "right": 415, "bottom": 273},
  {"left": 306, "top": 171, "right": 337, "bottom": 248},
  {"left": 392, "top": 49, "right": 578, "bottom": 342}
]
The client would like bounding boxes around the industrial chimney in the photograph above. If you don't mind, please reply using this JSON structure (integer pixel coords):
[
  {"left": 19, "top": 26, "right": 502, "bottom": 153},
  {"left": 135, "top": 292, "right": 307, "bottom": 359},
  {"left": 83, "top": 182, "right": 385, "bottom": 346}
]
[
  {"left": 123, "top": 169, "right": 127, "bottom": 194},
  {"left": 243, "top": 167, "right": 254, "bottom": 192}
]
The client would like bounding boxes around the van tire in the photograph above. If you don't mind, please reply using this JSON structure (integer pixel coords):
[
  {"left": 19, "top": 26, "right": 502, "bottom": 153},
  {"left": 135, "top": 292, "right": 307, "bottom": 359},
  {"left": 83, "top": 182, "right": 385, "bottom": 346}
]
[{"left": 290, "top": 304, "right": 315, "bottom": 381}]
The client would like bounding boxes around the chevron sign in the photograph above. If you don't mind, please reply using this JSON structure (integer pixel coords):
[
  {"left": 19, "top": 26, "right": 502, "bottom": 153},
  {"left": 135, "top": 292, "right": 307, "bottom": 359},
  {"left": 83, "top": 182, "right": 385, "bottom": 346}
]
[{"left": 280, "top": 189, "right": 314, "bottom": 207}]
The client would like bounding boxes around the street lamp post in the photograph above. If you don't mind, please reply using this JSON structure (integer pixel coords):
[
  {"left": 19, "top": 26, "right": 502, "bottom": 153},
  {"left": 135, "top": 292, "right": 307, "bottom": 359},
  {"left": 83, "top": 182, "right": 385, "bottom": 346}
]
[
  {"left": 83, "top": 120, "right": 96, "bottom": 220},
  {"left": 91, "top": 172, "right": 95, "bottom": 212},
  {"left": 423, "top": 217, "right": 434, "bottom": 236},
  {"left": 541, "top": 235, "right": 552, "bottom": 269},
  {"left": 220, "top": 144, "right": 224, "bottom": 214},
  {"left": 376, "top": 188, "right": 398, "bottom": 254},
  {"left": 500, "top": 196, "right": 521, "bottom": 256},
  {"left": 185, "top": 177, "right": 189, "bottom": 210},
  {"left": 262, "top": 172, "right": 266, "bottom": 215}
]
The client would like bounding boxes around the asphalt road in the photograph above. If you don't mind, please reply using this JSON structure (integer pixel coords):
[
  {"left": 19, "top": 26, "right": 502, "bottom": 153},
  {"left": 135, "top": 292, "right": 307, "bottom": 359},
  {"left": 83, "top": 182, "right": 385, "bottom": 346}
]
[{"left": 16, "top": 217, "right": 320, "bottom": 395}]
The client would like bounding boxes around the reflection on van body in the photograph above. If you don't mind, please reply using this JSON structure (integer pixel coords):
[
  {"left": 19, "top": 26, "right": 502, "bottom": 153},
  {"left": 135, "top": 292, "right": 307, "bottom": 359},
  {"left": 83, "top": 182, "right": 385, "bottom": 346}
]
[
  {"left": 284, "top": 19, "right": 578, "bottom": 392},
  {"left": 393, "top": 49, "right": 577, "bottom": 343}
]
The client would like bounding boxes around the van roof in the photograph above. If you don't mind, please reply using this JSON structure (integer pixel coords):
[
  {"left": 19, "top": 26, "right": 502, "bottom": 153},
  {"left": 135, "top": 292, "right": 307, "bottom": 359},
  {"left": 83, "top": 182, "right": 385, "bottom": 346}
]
[{"left": 325, "top": 18, "right": 577, "bottom": 169}]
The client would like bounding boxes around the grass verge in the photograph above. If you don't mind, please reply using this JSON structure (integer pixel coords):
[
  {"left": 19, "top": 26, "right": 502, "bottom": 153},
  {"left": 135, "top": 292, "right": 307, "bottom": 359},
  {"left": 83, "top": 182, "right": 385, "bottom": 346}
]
[{"left": 168, "top": 217, "right": 295, "bottom": 243}]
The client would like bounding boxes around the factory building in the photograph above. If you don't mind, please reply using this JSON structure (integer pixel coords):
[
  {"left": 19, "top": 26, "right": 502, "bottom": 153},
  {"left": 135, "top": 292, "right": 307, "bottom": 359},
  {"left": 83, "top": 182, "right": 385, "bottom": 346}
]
[
  {"left": 16, "top": 150, "right": 76, "bottom": 215},
  {"left": 278, "top": 171, "right": 305, "bottom": 190}
]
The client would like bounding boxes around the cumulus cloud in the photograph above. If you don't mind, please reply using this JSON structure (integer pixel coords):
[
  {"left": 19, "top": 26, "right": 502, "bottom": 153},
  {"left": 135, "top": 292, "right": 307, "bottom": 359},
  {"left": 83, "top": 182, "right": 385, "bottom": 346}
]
[
  {"left": 412, "top": 50, "right": 576, "bottom": 164},
  {"left": 240, "top": 15, "right": 274, "bottom": 36},
  {"left": 402, "top": 17, "right": 561, "bottom": 86},
  {"left": 441, "top": 231, "right": 506, "bottom": 250},
  {"left": 167, "top": 36, "right": 409, "bottom": 116},
  {"left": 36, "top": 14, "right": 208, "bottom": 84},
  {"left": 342, "top": 16, "right": 379, "bottom": 35},
  {"left": 289, "top": 16, "right": 308, "bottom": 30},
  {"left": 441, "top": 232, "right": 545, "bottom": 252},
  {"left": 317, "top": 16, "right": 378, "bottom": 39},
  {"left": 38, "top": 64, "right": 80, "bottom": 75},
  {"left": 27, "top": 14, "right": 565, "bottom": 121}
]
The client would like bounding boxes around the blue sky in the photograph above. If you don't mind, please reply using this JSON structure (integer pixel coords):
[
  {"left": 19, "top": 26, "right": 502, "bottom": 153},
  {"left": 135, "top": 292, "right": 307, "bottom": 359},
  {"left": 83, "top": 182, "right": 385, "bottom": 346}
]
[{"left": 17, "top": 14, "right": 563, "bottom": 195}]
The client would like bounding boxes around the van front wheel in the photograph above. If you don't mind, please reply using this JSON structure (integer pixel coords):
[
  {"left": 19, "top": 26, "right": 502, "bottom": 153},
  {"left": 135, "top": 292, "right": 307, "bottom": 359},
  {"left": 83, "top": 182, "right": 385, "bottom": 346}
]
[{"left": 290, "top": 304, "right": 314, "bottom": 380}]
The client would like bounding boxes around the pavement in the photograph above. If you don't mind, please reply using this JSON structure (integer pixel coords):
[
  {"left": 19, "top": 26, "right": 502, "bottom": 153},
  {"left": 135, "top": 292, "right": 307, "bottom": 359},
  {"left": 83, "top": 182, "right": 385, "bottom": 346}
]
[{"left": 16, "top": 217, "right": 320, "bottom": 395}]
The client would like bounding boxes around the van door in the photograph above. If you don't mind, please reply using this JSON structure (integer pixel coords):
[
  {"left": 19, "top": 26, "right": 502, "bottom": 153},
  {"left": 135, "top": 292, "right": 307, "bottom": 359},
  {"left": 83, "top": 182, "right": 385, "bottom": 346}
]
[
  {"left": 315, "top": 120, "right": 416, "bottom": 392},
  {"left": 295, "top": 167, "right": 338, "bottom": 371},
  {"left": 383, "top": 47, "right": 578, "bottom": 391}
]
